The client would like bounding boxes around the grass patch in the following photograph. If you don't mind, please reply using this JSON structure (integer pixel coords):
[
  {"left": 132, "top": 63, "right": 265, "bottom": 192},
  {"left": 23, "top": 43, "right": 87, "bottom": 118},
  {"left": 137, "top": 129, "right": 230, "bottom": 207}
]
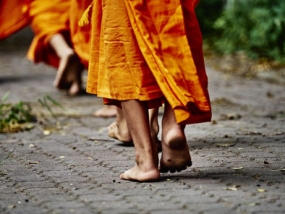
[{"left": 0, "top": 93, "right": 63, "bottom": 133}]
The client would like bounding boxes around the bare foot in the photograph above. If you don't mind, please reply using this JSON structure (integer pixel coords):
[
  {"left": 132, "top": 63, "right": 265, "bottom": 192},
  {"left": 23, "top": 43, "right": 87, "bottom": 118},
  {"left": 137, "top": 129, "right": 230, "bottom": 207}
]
[
  {"left": 108, "top": 107, "right": 131, "bottom": 143},
  {"left": 107, "top": 107, "right": 161, "bottom": 149},
  {"left": 108, "top": 122, "right": 132, "bottom": 144},
  {"left": 54, "top": 52, "right": 83, "bottom": 96},
  {"left": 160, "top": 127, "right": 192, "bottom": 173},
  {"left": 120, "top": 165, "right": 160, "bottom": 182},
  {"left": 149, "top": 108, "right": 161, "bottom": 152},
  {"left": 159, "top": 101, "right": 192, "bottom": 173},
  {"left": 94, "top": 106, "right": 117, "bottom": 118}
]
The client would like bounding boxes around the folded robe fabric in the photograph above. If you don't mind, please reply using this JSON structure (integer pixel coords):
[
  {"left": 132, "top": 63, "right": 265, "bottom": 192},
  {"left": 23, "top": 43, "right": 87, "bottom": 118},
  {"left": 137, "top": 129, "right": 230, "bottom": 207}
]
[
  {"left": 70, "top": 0, "right": 92, "bottom": 68},
  {"left": 0, "top": 0, "right": 30, "bottom": 40},
  {"left": 28, "top": 0, "right": 92, "bottom": 68},
  {"left": 0, "top": 0, "right": 91, "bottom": 68},
  {"left": 87, "top": 0, "right": 212, "bottom": 124}
]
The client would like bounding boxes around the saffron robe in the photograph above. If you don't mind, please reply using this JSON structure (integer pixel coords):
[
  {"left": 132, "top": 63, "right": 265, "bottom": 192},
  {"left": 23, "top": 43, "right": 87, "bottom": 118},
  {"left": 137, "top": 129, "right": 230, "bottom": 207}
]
[
  {"left": 0, "top": 0, "right": 91, "bottom": 68},
  {"left": 87, "top": 0, "right": 212, "bottom": 124},
  {"left": 0, "top": 0, "right": 30, "bottom": 40},
  {"left": 27, "top": 0, "right": 92, "bottom": 68}
]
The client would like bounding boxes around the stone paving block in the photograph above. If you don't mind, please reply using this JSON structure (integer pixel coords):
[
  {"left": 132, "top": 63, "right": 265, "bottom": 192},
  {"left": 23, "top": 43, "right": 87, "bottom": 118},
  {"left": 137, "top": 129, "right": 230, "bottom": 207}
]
[
  {"left": 79, "top": 193, "right": 123, "bottom": 203},
  {"left": 2, "top": 205, "right": 49, "bottom": 214},
  {"left": 43, "top": 200, "right": 96, "bottom": 213},
  {"left": 90, "top": 200, "right": 138, "bottom": 210},
  {"left": 96, "top": 207, "right": 143, "bottom": 214}
]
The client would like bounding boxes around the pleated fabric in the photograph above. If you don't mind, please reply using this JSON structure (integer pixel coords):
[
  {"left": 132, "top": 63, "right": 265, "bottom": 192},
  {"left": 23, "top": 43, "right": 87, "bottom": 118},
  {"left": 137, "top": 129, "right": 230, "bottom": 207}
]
[
  {"left": 0, "top": 0, "right": 91, "bottom": 68},
  {"left": 0, "top": 0, "right": 30, "bottom": 40},
  {"left": 70, "top": 0, "right": 92, "bottom": 68},
  {"left": 87, "top": 0, "right": 211, "bottom": 124},
  {"left": 26, "top": 0, "right": 71, "bottom": 68}
]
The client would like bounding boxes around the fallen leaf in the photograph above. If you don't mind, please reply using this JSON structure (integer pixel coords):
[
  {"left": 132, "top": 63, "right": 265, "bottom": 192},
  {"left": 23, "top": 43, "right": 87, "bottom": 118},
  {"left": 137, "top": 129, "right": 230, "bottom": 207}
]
[
  {"left": 23, "top": 123, "right": 35, "bottom": 130},
  {"left": 257, "top": 188, "right": 266, "bottom": 193},
  {"left": 28, "top": 161, "right": 39, "bottom": 164},
  {"left": 225, "top": 186, "right": 238, "bottom": 191},
  {"left": 43, "top": 130, "right": 50, "bottom": 135},
  {"left": 217, "top": 142, "right": 235, "bottom": 147},
  {"left": 8, "top": 205, "right": 16, "bottom": 209},
  {"left": 232, "top": 166, "right": 243, "bottom": 170}
]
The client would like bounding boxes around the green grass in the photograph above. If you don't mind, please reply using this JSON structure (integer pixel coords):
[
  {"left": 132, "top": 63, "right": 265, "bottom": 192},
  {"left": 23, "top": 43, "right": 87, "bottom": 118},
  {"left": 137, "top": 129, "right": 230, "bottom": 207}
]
[{"left": 0, "top": 93, "right": 63, "bottom": 133}]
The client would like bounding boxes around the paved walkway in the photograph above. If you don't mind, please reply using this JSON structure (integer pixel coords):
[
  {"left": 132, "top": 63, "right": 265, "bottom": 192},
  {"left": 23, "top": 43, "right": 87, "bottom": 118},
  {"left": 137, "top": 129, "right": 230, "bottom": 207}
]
[{"left": 0, "top": 29, "right": 284, "bottom": 214}]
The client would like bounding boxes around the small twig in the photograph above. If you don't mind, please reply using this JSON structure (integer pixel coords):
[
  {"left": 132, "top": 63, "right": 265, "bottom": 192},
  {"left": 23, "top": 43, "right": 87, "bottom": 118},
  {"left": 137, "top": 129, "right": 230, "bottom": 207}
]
[{"left": 0, "top": 149, "right": 15, "bottom": 165}]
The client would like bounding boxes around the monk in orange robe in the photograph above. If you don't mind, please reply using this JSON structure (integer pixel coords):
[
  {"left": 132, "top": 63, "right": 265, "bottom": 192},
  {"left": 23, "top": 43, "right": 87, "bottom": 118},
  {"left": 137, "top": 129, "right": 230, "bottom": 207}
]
[
  {"left": 27, "top": 0, "right": 92, "bottom": 95},
  {"left": 0, "top": 0, "right": 91, "bottom": 96},
  {"left": 0, "top": 0, "right": 30, "bottom": 39},
  {"left": 0, "top": 0, "right": 117, "bottom": 116},
  {"left": 86, "top": 0, "right": 211, "bottom": 182}
]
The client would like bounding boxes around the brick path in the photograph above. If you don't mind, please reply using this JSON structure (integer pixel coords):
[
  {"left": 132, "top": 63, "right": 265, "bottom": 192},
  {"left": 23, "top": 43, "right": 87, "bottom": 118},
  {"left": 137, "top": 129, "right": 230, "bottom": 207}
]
[{"left": 0, "top": 29, "right": 284, "bottom": 214}]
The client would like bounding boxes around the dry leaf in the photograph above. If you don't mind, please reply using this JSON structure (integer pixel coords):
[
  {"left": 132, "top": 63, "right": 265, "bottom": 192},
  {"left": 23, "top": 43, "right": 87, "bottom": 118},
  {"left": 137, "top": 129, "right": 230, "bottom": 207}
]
[
  {"left": 217, "top": 142, "right": 235, "bottom": 147},
  {"left": 28, "top": 161, "right": 39, "bottom": 164},
  {"left": 232, "top": 166, "right": 243, "bottom": 170},
  {"left": 225, "top": 186, "right": 238, "bottom": 191},
  {"left": 257, "top": 188, "right": 266, "bottom": 193},
  {"left": 43, "top": 130, "right": 51, "bottom": 135}
]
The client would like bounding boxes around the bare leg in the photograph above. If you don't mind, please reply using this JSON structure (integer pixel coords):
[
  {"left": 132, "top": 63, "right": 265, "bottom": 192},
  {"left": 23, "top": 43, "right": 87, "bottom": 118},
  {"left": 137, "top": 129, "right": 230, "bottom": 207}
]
[
  {"left": 49, "top": 34, "right": 83, "bottom": 96},
  {"left": 160, "top": 101, "right": 192, "bottom": 173},
  {"left": 108, "top": 107, "right": 161, "bottom": 148},
  {"left": 149, "top": 108, "right": 161, "bottom": 152},
  {"left": 94, "top": 105, "right": 117, "bottom": 118},
  {"left": 119, "top": 100, "right": 160, "bottom": 182}
]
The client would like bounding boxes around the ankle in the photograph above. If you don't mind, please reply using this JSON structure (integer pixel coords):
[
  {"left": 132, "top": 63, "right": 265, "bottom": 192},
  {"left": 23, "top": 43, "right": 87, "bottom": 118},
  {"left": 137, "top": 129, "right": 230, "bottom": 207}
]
[
  {"left": 135, "top": 150, "right": 158, "bottom": 169},
  {"left": 59, "top": 48, "right": 75, "bottom": 59}
]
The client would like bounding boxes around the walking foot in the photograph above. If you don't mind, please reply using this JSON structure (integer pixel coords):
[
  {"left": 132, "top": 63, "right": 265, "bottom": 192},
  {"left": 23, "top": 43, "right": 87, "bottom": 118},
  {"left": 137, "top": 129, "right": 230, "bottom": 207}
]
[
  {"left": 120, "top": 165, "right": 160, "bottom": 182},
  {"left": 160, "top": 128, "right": 192, "bottom": 173},
  {"left": 54, "top": 53, "right": 83, "bottom": 96},
  {"left": 108, "top": 122, "right": 132, "bottom": 144},
  {"left": 94, "top": 106, "right": 117, "bottom": 118}
]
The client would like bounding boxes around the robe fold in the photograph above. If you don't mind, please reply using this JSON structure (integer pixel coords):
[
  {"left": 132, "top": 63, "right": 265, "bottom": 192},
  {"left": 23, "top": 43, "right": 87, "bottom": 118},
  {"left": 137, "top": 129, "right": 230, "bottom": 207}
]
[
  {"left": 70, "top": 0, "right": 92, "bottom": 68},
  {"left": 87, "top": 0, "right": 211, "bottom": 124},
  {"left": 0, "top": 0, "right": 91, "bottom": 68},
  {"left": 27, "top": 0, "right": 71, "bottom": 68},
  {"left": 0, "top": 0, "right": 30, "bottom": 40}
]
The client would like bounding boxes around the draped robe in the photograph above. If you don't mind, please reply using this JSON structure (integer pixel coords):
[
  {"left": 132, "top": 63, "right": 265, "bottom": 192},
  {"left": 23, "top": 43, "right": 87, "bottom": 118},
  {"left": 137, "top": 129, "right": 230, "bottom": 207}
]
[
  {"left": 0, "top": 0, "right": 91, "bottom": 68},
  {"left": 87, "top": 0, "right": 211, "bottom": 124}
]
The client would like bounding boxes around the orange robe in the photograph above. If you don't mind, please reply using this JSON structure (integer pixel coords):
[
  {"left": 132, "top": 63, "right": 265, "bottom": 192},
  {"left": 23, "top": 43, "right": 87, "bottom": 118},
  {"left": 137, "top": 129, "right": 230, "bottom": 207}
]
[
  {"left": 0, "top": 0, "right": 91, "bottom": 68},
  {"left": 87, "top": 0, "right": 211, "bottom": 124},
  {"left": 0, "top": 0, "right": 30, "bottom": 40},
  {"left": 27, "top": 0, "right": 71, "bottom": 68},
  {"left": 27, "top": 0, "right": 92, "bottom": 68},
  {"left": 70, "top": 0, "right": 92, "bottom": 68}
]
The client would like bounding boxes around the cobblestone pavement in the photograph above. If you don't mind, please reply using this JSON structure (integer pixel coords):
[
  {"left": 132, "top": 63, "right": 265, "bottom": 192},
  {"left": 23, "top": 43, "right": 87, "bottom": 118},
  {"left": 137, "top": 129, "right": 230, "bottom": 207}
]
[{"left": 0, "top": 29, "right": 284, "bottom": 214}]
